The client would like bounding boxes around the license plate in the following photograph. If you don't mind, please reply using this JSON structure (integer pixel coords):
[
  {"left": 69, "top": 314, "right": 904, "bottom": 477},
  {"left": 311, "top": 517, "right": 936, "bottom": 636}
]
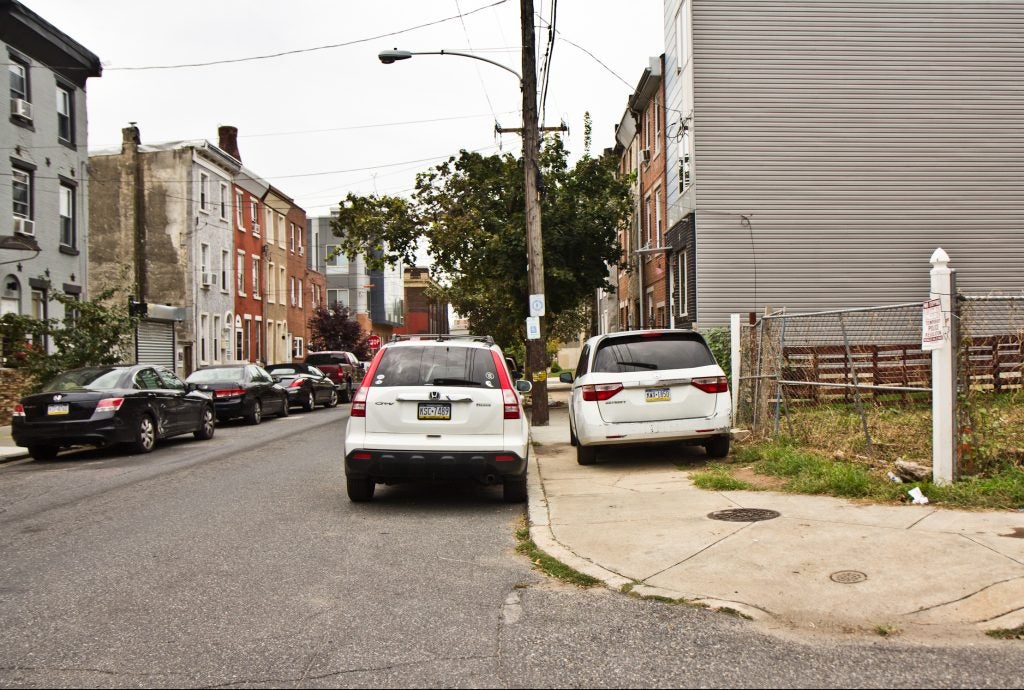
[
  {"left": 417, "top": 403, "right": 451, "bottom": 420},
  {"left": 645, "top": 387, "right": 671, "bottom": 403},
  {"left": 47, "top": 403, "right": 70, "bottom": 415}
]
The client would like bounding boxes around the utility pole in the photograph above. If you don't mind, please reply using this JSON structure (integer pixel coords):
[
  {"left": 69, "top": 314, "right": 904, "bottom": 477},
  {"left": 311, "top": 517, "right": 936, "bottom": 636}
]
[{"left": 520, "top": 0, "right": 549, "bottom": 426}]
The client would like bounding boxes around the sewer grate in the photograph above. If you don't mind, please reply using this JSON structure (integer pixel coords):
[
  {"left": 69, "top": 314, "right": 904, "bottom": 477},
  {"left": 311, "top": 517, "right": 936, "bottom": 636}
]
[
  {"left": 706, "top": 508, "right": 781, "bottom": 522},
  {"left": 830, "top": 570, "right": 868, "bottom": 584}
]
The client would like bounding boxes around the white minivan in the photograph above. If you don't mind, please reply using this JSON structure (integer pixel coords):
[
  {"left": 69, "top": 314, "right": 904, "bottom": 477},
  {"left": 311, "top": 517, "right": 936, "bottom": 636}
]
[
  {"left": 344, "top": 335, "right": 532, "bottom": 502},
  {"left": 559, "top": 330, "right": 732, "bottom": 465}
]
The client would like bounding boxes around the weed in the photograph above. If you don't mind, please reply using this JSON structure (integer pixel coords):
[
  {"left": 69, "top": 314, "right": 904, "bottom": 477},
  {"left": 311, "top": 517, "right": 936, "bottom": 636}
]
[
  {"left": 717, "top": 607, "right": 754, "bottom": 620},
  {"left": 514, "top": 518, "right": 601, "bottom": 588},
  {"left": 620, "top": 582, "right": 635, "bottom": 594},
  {"left": 986, "top": 625, "right": 1024, "bottom": 640},
  {"left": 691, "top": 464, "right": 755, "bottom": 491},
  {"left": 873, "top": 623, "right": 900, "bottom": 637}
]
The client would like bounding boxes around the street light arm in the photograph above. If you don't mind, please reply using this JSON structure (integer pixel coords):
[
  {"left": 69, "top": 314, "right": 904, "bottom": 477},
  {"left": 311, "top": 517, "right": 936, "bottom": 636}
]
[{"left": 378, "top": 48, "right": 522, "bottom": 85}]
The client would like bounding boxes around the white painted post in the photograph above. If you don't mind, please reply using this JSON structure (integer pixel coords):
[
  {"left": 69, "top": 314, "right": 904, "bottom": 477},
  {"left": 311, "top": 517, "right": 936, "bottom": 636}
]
[
  {"left": 930, "top": 248, "right": 955, "bottom": 484},
  {"left": 730, "top": 313, "right": 741, "bottom": 428}
]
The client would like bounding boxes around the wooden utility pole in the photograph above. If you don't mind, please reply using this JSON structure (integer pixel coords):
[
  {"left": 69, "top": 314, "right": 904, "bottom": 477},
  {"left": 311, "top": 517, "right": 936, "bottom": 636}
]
[{"left": 521, "top": 0, "right": 549, "bottom": 425}]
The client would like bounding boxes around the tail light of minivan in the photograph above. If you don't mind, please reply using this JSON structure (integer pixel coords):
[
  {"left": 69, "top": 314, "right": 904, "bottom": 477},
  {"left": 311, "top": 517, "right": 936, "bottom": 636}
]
[
  {"left": 582, "top": 383, "right": 623, "bottom": 401},
  {"left": 692, "top": 376, "right": 729, "bottom": 394},
  {"left": 351, "top": 348, "right": 386, "bottom": 418},
  {"left": 489, "top": 350, "right": 521, "bottom": 419}
]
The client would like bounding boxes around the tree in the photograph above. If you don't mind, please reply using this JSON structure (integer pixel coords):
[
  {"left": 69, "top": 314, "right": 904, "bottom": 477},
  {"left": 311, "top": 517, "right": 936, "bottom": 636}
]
[
  {"left": 0, "top": 289, "right": 140, "bottom": 390},
  {"left": 332, "top": 136, "right": 631, "bottom": 351},
  {"left": 308, "top": 304, "right": 371, "bottom": 360}
]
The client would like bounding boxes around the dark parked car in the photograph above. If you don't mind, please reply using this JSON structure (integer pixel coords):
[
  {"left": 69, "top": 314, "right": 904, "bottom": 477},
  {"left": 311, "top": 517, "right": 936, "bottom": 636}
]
[
  {"left": 265, "top": 363, "right": 339, "bottom": 411},
  {"left": 185, "top": 364, "right": 289, "bottom": 425},
  {"left": 304, "top": 351, "right": 364, "bottom": 402},
  {"left": 12, "top": 365, "right": 216, "bottom": 460}
]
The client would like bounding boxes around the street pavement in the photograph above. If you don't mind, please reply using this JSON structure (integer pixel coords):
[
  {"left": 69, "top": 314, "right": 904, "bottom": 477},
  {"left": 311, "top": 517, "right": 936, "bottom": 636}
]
[
  {"left": 529, "top": 382, "right": 1024, "bottom": 640},
  {"left": 0, "top": 425, "right": 27, "bottom": 462}
]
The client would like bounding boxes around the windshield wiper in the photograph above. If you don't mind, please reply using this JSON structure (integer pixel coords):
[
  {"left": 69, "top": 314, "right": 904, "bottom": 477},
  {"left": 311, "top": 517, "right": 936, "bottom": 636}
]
[
  {"left": 431, "top": 378, "right": 480, "bottom": 387},
  {"left": 615, "top": 360, "right": 658, "bottom": 370}
]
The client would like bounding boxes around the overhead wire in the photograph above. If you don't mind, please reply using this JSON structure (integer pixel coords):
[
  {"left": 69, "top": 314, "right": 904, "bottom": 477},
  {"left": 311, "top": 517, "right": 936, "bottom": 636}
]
[{"left": 453, "top": 0, "right": 500, "bottom": 127}]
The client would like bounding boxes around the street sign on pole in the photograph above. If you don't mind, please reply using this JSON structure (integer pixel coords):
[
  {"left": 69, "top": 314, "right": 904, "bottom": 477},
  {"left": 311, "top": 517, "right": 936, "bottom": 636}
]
[
  {"left": 367, "top": 334, "right": 381, "bottom": 349},
  {"left": 529, "top": 294, "right": 545, "bottom": 317},
  {"left": 526, "top": 317, "right": 540, "bottom": 340}
]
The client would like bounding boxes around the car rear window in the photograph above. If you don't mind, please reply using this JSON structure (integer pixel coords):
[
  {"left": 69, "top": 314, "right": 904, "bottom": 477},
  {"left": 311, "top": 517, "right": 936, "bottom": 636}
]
[
  {"left": 592, "top": 333, "right": 716, "bottom": 373},
  {"left": 267, "top": 366, "right": 297, "bottom": 375},
  {"left": 372, "top": 346, "right": 499, "bottom": 388},
  {"left": 306, "top": 354, "right": 343, "bottom": 366},
  {"left": 41, "top": 367, "right": 124, "bottom": 392},
  {"left": 187, "top": 367, "right": 245, "bottom": 383}
]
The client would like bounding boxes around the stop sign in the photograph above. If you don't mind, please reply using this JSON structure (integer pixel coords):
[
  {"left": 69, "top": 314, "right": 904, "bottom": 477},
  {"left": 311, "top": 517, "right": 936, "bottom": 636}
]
[{"left": 367, "top": 334, "right": 381, "bottom": 349}]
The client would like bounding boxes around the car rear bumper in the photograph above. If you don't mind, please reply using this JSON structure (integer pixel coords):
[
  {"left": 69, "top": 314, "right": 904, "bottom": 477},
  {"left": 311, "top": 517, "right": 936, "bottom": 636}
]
[
  {"left": 12, "top": 417, "right": 131, "bottom": 448},
  {"left": 213, "top": 398, "right": 248, "bottom": 420},
  {"left": 345, "top": 448, "right": 526, "bottom": 483},
  {"left": 575, "top": 407, "right": 732, "bottom": 447}
]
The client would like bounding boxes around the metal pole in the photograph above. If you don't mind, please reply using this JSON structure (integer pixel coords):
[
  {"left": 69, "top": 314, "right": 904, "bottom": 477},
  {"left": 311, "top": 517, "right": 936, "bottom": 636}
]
[
  {"left": 774, "top": 314, "right": 788, "bottom": 436},
  {"left": 840, "top": 313, "right": 873, "bottom": 455},
  {"left": 521, "top": 0, "right": 549, "bottom": 425}
]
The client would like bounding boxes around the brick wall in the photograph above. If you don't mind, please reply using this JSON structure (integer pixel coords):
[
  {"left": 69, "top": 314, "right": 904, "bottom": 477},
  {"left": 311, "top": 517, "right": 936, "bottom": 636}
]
[{"left": 0, "top": 368, "right": 33, "bottom": 425}]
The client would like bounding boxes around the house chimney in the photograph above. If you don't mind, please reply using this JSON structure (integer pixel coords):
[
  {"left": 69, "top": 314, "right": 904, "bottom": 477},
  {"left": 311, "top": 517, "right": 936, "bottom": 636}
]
[
  {"left": 218, "top": 125, "right": 240, "bottom": 161},
  {"left": 122, "top": 123, "right": 140, "bottom": 153}
]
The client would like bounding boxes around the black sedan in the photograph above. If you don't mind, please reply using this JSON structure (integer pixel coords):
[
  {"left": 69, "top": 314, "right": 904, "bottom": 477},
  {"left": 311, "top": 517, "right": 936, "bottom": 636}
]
[
  {"left": 264, "top": 363, "right": 340, "bottom": 411},
  {"left": 185, "top": 364, "right": 289, "bottom": 425},
  {"left": 12, "top": 365, "right": 216, "bottom": 460}
]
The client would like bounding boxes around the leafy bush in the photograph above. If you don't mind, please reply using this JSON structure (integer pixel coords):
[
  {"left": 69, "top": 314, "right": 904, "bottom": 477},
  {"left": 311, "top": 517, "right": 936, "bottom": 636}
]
[{"left": 702, "top": 327, "right": 731, "bottom": 382}]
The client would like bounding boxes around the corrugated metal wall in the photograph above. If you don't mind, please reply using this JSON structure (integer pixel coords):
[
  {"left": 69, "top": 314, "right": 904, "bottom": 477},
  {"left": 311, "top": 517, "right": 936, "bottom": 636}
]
[{"left": 690, "top": 0, "right": 1024, "bottom": 327}]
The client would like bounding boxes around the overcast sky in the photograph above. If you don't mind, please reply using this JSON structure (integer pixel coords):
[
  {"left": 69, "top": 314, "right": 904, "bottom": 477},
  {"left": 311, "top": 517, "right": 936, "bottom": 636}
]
[{"left": 28, "top": 0, "right": 663, "bottom": 218}]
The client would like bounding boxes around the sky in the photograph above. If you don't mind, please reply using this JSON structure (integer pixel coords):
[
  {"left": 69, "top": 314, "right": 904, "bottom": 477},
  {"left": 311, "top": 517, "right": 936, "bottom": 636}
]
[{"left": 26, "top": 0, "right": 664, "bottom": 218}]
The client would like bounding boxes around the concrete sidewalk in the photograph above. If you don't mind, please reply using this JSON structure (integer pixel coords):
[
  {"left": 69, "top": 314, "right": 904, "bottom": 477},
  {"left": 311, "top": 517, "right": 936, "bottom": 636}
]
[
  {"left": 0, "top": 424, "right": 29, "bottom": 461},
  {"left": 527, "top": 393, "right": 1024, "bottom": 639}
]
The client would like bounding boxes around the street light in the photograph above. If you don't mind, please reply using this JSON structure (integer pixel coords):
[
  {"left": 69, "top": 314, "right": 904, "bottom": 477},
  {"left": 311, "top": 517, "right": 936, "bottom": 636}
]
[{"left": 378, "top": 3, "right": 551, "bottom": 427}]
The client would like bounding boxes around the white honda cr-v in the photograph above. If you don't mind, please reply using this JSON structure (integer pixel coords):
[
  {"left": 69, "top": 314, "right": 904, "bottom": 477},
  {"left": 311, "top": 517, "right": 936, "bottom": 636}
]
[
  {"left": 559, "top": 329, "right": 732, "bottom": 465},
  {"left": 344, "top": 335, "right": 532, "bottom": 502}
]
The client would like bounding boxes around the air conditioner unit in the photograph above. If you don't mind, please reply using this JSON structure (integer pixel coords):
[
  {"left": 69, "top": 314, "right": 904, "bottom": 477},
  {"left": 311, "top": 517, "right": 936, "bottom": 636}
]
[
  {"left": 10, "top": 98, "right": 32, "bottom": 121},
  {"left": 201, "top": 271, "right": 216, "bottom": 287},
  {"left": 641, "top": 148, "right": 651, "bottom": 164},
  {"left": 298, "top": 245, "right": 304, "bottom": 256},
  {"left": 13, "top": 216, "right": 35, "bottom": 237},
  {"left": 252, "top": 223, "right": 261, "bottom": 235}
]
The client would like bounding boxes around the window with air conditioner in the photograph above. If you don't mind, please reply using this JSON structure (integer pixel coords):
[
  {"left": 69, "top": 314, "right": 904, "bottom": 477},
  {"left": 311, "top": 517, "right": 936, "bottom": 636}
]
[
  {"left": 12, "top": 168, "right": 31, "bottom": 231},
  {"left": 9, "top": 58, "right": 30, "bottom": 123},
  {"left": 200, "top": 244, "right": 211, "bottom": 286}
]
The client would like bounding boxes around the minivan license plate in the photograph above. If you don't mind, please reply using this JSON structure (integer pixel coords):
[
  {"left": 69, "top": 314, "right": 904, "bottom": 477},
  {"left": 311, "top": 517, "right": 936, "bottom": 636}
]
[
  {"left": 645, "top": 387, "right": 671, "bottom": 403},
  {"left": 418, "top": 403, "right": 451, "bottom": 420},
  {"left": 47, "top": 403, "right": 70, "bottom": 415}
]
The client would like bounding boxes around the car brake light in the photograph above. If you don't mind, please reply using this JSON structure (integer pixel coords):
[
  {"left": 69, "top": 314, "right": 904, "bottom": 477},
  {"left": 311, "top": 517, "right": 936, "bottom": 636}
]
[
  {"left": 288, "top": 379, "right": 304, "bottom": 388},
  {"left": 489, "top": 350, "right": 521, "bottom": 419},
  {"left": 582, "top": 383, "right": 623, "bottom": 402},
  {"left": 215, "top": 388, "right": 246, "bottom": 399},
  {"left": 692, "top": 376, "right": 729, "bottom": 394},
  {"left": 96, "top": 397, "right": 125, "bottom": 413},
  {"left": 351, "top": 348, "right": 386, "bottom": 418},
  {"left": 495, "top": 454, "right": 516, "bottom": 462},
  {"left": 352, "top": 452, "right": 372, "bottom": 460},
  {"left": 12, "top": 404, "right": 24, "bottom": 418}
]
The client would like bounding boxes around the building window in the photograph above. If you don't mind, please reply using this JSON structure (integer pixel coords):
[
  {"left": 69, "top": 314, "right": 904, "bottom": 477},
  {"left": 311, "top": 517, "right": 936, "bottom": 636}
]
[
  {"left": 56, "top": 84, "right": 73, "bottom": 143},
  {"left": 221, "top": 250, "right": 229, "bottom": 291},
  {"left": 298, "top": 279, "right": 303, "bottom": 308},
  {"left": 328, "top": 289, "right": 347, "bottom": 308},
  {"left": 235, "top": 326, "right": 243, "bottom": 361},
  {"left": 31, "top": 288, "right": 47, "bottom": 350},
  {"left": 267, "top": 261, "right": 275, "bottom": 304},
  {"left": 9, "top": 57, "right": 28, "bottom": 101},
  {"left": 290, "top": 277, "right": 296, "bottom": 306},
  {"left": 292, "top": 337, "right": 304, "bottom": 359},
  {"left": 643, "top": 195, "right": 652, "bottom": 249},
  {"left": 254, "top": 320, "right": 262, "bottom": 363},
  {"left": 280, "top": 267, "right": 286, "bottom": 303},
  {"left": 678, "top": 251, "right": 689, "bottom": 317},
  {"left": 12, "top": 168, "right": 31, "bottom": 219},
  {"left": 200, "top": 314, "right": 208, "bottom": 363},
  {"left": 676, "top": 1, "right": 690, "bottom": 72},
  {"left": 252, "top": 255, "right": 261, "bottom": 298},
  {"left": 289, "top": 222, "right": 296, "bottom": 252},
  {"left": 655, "top": 187, "right": 662, "bottom": 248},
  {"left": 277, "top": 214, "right": 285, "bottom": 247},
  {"left": 199, "top": 172, "right": 209, "bottom": 212},
  {"left": 251, "top": 200, "right": 260, "bottom": 236},
  {"left": 59, "top": 183, "right": 75, "bottom": 248},
  {"left": 312, "top": 229, "right": 319, "bottom": 265},
  {"left": 325, "top": 245, "right": 348, "bottom": 274},
  {"left": 236, "top": 251, "right": 245, "bottom": 295},
  {"left": 201, "top": 243, "right": 210, "bottom": 277},
  {"left": 243, "top": 317, "right": 252, "bottom": 362},
  {"left": 219, "top": 183, "right": 229, "bottom": 220},
  {"left": 236, "top": 191, "right": 244, "bottom": 228},
  {"left": 654, "top": 99, "right": 661, "bottom": 155},
  {"left": 266, "top": 208, "right": 273, "bottom": 242}
]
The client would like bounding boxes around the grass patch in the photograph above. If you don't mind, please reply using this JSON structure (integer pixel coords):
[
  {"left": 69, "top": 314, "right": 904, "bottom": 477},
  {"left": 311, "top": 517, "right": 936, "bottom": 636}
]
[
  {"left": 873, "top": 623, "right": 900, "bottom": 637},
  {"left": 987, "top": 625, "right": 1024, "bottom": 640},
  {"left": 515, "top": 521, "right": 601, "bottom": 588},
  {"left": 690, "top": 463, "right": 756, "bottom": 491}
]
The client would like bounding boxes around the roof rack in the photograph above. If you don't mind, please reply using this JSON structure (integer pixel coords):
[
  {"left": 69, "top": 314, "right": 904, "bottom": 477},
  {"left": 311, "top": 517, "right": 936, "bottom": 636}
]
[{"left": 388, "top": 333, "right": 495, "bottom": 346}]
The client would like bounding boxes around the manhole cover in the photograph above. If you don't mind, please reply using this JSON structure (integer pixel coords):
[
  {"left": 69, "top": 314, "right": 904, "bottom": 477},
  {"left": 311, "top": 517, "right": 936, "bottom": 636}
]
[
  {"left": 706, "top": 508, "right": 781, "bottom": 522},
  {"left": 830, "top": 570, "right": 868, "bottom": 584}
]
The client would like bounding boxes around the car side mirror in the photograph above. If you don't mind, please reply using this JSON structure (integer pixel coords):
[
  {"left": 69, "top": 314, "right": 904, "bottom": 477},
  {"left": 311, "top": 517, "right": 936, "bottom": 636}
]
[
  {"left": 558, "top": 372, "right": 574, "bottom": 384},
  {"left": 186, "top": 382, "right": 198, "bottom": 392},
  {"left": 515, "top": 380, "right": 533, "bottom": 393}
]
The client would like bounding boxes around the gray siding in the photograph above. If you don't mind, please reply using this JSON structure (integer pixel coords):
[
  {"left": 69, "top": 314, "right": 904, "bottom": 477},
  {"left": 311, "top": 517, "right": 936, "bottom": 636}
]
[{"left": 690, "top": 0, "right": 1024, "bottom": 327}]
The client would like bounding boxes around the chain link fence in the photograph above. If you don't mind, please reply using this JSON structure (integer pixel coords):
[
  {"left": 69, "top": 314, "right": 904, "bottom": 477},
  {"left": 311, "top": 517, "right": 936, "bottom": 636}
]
[{"left": 735, "top": 294, "right": 1024, "bottom": 474}]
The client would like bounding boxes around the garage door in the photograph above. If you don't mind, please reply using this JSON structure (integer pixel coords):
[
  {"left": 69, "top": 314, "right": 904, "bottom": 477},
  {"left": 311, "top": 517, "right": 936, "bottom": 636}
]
[{"left": 136, "top": 320, "right": 175, "bottom": 368}]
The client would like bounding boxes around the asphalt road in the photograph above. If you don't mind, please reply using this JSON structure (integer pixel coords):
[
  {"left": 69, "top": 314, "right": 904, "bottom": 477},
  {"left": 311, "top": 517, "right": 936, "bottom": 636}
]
[{"left": 1, "top": 406, "right": 1023, "bottom": 688}]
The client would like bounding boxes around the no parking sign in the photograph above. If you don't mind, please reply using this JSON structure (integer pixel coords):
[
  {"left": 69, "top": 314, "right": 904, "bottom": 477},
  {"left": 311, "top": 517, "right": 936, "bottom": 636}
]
[{"left": 529, "top": 294, "right": 545, "bottom": 317}]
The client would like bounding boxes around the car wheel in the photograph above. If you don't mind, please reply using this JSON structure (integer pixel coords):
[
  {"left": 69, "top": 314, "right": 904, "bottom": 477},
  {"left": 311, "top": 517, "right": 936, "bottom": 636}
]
[
  {"left": 193, "top": 406, "right": 215, "bottom": 440},
  {"left": 704, "top": 435, "right": 731, "bottom": 459},
  {"left": 326, "top": 389, "right": 339, "bottom": 408},
  {"left": 339, "top": 384, "right": 352, "bottom": 404},
  {"left": 302, "top": 390, "right": 315, "bottom": 412},
  {"left": 503, "top": 476, "right": 528, "bottom": 503},
  {"left": 576, "top": 444, "right": 597, "bottom": 466},
  {"left": 247, "top": 400, "right": 262, "bottom": 426},
  {"left": 569, "top": 418, "right": 578, "bottom": 447},
  {"left": 132, "top": 414, "right": 157, "bottom": 454},
  {"left": 28, "top": 445, "right": 59, "bottom": 461},
  {"left": 278, "top": 396, "right": 290, "bottom": 418},
  {"left": 347, "top": 476, "right": 375, "bottom": 502}
]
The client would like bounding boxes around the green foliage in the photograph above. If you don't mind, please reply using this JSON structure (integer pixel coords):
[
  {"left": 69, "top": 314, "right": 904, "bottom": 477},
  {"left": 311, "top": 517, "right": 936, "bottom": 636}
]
[
  {"left": 0, "top": 290, "right": 139, "bottom": 390},
  {"left": 702, "top": 327, "right": 731, "bottom": 382},
  {"left": 514, "top": 521, "right": 600, "bottom": 588},
  {"left": 549, "top": 361, "right": 562, "bottom": 374},
  {"left": 308, "top": 304, "right": 370, "bottom": 360},
  {"left": 330, "top": 135, "right": 631, "bottom": 353},
  {"left": 690, "top": 464, "right": 755, "bottom": 491}
]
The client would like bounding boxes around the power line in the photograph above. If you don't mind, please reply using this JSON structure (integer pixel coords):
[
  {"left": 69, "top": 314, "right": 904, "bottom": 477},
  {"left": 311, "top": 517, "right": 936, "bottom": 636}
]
[
  {"left": 453, "top": 0, "right": 500, "bottom": 127},
  {"left": 104, "top": 1, "right": 508, "bottom": 71},
  {"left": 538, "top": 0, "right": 558, "bottom": 123}
]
